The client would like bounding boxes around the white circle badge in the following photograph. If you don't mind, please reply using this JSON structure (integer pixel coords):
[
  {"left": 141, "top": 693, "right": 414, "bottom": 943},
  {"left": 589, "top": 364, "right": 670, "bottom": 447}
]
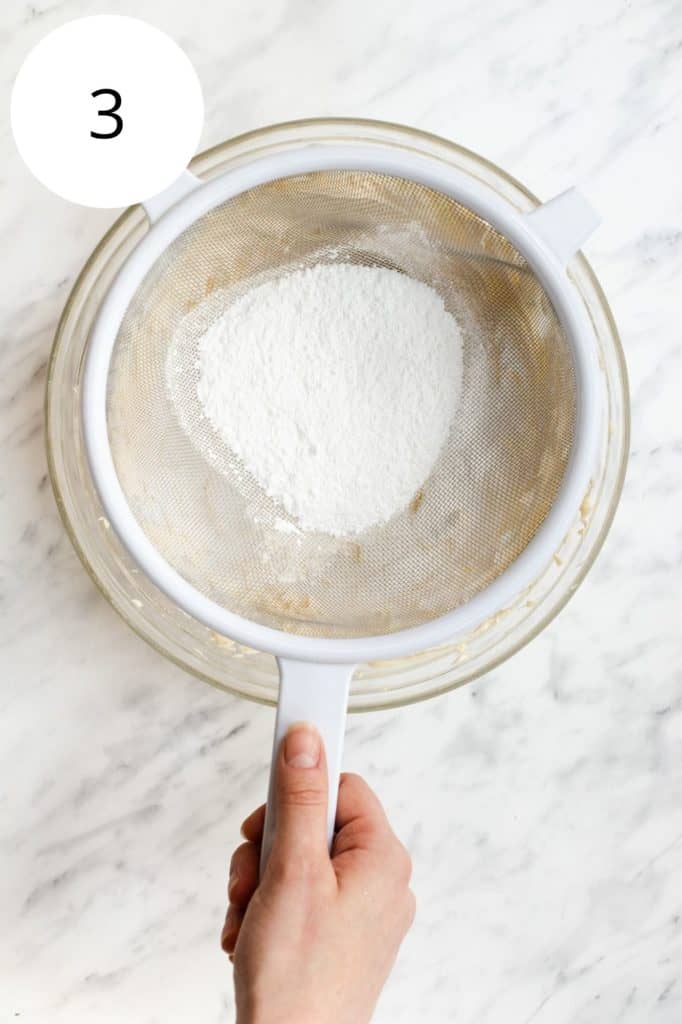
[{"left": 11, "top": 16, "right": 204, "bottom": 208}]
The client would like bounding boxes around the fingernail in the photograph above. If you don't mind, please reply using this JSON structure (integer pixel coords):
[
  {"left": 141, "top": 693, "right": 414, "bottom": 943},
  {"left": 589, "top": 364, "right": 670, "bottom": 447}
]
[{"left": 284, "top": 723, "right": 320, "bottom": 768}]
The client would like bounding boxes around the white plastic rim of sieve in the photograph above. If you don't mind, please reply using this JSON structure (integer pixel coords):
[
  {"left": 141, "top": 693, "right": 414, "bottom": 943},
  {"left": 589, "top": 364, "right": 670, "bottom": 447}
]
[{"left": 82, "top": 143, "right": 602, "bottom": 665}]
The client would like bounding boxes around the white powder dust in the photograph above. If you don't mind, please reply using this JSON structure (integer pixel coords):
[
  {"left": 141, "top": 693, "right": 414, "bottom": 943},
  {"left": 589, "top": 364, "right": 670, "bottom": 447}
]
[{"left": 197, "top": 263, "right": 463, "bottom": 536}]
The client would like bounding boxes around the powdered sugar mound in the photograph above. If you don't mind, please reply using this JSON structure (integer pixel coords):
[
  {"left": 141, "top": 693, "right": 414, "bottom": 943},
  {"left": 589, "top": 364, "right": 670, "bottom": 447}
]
[{"left": 197, "top": 263, "right": 463, "bottom": 536}]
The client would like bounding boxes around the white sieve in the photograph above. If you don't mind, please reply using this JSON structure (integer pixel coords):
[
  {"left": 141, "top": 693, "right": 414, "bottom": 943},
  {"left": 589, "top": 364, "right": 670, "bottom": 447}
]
[{"left": 82, "top": 142, "right": 601, "bottom": 864}]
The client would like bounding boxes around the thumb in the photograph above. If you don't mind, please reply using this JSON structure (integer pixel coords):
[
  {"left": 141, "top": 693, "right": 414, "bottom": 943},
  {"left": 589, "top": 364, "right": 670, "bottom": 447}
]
[{"left": 268, "top": 723, "right": 329, "bottom": 869}]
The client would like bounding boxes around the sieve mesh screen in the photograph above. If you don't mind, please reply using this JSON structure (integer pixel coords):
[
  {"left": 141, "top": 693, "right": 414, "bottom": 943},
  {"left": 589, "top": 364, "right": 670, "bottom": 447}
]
[{"left": 107, "top": 170, "right": 576, "bottom": 638}]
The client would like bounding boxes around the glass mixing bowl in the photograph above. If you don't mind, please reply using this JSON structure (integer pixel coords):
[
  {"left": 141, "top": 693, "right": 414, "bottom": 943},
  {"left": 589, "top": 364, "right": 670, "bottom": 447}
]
[{"left": 46, "top": 118, "right": 629, "bottom": 711}]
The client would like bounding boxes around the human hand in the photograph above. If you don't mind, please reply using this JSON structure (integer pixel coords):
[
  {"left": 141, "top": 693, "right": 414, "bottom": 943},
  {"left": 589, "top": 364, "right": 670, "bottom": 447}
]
[{"left": 221, "top": 723, "right": 416, "bottom": 1024}]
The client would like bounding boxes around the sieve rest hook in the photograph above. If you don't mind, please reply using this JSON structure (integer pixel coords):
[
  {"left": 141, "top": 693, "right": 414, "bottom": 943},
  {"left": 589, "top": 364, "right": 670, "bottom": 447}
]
[
  {"left": 523, "top": 188, "right": 600, "bottom": 267},
  {"left": 142, "top": 169, "right": 203, "bottom": 224}
]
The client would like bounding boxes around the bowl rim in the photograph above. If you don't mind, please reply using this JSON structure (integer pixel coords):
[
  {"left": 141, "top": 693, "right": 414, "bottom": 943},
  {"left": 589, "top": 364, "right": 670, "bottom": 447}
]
[{"left": 46, "top": 116, "right": 630, "bottom": 710}]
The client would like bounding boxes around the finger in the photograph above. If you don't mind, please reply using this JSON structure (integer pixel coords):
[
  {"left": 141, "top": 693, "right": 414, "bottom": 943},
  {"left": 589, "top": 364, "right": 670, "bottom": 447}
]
[
  {"left": 335, "top": 772, "right": 390, "bottom": 835},
  {"left": 333, "top": 774, "right": 413, "bottom": 892},
  {"left": 220, "top": 903, "right": 243, "bottom": 954},
  {"left": 268, "top": 723, "right": 329, "bottom": 870},
  {"left": 240, "top": 804, "right": 266, "bottom": 843},
  {"left": 228, "top": 841, "right": 260, "bottom": 909}
]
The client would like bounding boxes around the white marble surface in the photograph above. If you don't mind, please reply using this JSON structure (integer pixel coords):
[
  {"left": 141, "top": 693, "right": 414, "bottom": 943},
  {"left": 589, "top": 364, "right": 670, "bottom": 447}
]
[{"left": 2, "top": 1, "right": 681, "bottom": 1021}]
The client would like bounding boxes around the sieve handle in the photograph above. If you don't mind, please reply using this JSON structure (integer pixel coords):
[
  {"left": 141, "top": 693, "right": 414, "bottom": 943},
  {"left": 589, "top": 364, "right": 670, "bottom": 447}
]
[
  {"left": 523, "top": 188, "right": 600, "bottom": 266},
  {"left": 260, "top": 659, "right": 353, "bottom": 876}
]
